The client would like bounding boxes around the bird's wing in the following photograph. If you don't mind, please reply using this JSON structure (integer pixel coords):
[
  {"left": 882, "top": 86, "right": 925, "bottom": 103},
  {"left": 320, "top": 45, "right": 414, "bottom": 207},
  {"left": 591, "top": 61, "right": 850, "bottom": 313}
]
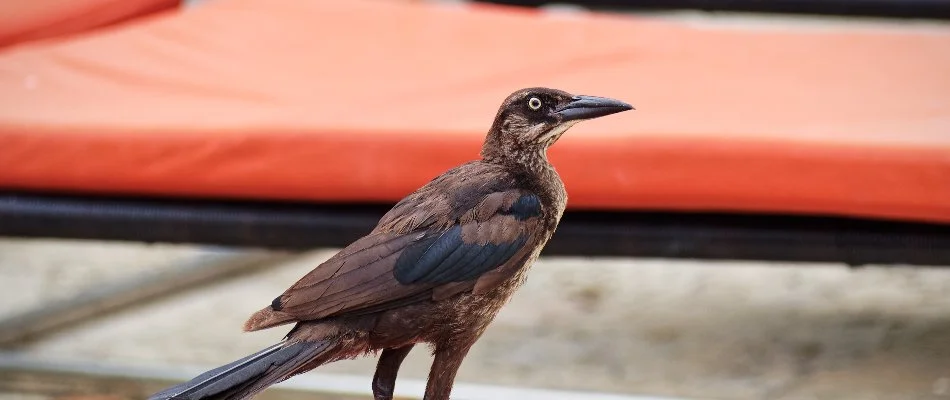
[{"left": 245, "top": 165, "right": 545, "bottom": 330}]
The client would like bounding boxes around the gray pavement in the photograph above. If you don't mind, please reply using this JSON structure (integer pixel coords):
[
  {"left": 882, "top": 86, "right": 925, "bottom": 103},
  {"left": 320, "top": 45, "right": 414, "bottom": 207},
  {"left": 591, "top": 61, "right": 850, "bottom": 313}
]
[{"left": 1, "top": 238, "right": 948, "bottom": 400}]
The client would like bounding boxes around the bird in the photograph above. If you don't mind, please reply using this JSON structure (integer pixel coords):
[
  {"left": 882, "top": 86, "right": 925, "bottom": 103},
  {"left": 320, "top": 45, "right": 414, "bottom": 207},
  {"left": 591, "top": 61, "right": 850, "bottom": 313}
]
[{"left": 148, "top": 87, "right": 632, "bottom": 400}]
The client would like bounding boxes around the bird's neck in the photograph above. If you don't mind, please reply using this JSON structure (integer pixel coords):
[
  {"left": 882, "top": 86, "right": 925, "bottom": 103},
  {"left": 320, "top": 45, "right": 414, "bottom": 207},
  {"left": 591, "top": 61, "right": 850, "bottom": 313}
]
[
  {"left": 482, "top": 144, "right": 566, "bottom": 213},
  {"left": 481, "top": 145, "right": 553, "bottom": 177},
  {"left": 480, "top": 131, "right": 567, "bottom": 211}
]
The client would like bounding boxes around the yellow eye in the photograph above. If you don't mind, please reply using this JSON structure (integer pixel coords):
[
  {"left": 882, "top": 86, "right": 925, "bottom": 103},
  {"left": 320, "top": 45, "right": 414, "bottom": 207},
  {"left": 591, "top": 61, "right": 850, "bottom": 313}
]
[{"left": 527, "top": 97, "right": 542, "bottom": 110}]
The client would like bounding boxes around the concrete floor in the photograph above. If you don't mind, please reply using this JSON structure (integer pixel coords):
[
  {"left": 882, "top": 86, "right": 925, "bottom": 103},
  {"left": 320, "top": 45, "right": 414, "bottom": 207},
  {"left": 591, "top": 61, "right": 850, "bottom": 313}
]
[{"left": 1, "top": 238, "right": 948, "bottom": 400}]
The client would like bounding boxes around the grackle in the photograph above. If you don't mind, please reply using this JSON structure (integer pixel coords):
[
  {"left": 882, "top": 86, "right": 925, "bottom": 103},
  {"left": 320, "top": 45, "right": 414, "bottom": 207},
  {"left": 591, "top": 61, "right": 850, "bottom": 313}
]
[{"left": 149, "top": 87, "right": 632, "bottom": 400}]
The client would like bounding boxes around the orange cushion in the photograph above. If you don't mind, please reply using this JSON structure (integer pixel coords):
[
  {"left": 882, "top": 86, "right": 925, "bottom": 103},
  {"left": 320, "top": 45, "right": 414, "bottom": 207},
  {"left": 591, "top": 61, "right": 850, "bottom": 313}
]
[
  {"left": 0, "top": 0, "right": 948, "bottom": 223},
  {"left": 0, "top": 0, "right": 180, "bottom": 48}
]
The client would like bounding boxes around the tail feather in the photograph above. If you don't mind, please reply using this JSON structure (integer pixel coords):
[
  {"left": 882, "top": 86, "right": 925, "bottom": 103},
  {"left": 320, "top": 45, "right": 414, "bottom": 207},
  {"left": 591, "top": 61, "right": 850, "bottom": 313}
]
[{"left": 149, "top": 340, "right": 338, "bottom": 400}]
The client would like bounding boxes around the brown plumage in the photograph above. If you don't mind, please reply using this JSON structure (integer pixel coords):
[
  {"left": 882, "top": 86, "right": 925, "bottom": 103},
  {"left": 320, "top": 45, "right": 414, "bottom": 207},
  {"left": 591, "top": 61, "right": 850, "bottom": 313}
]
[{"left": 149, "top": 87, "right": 632, "bottom": 400}]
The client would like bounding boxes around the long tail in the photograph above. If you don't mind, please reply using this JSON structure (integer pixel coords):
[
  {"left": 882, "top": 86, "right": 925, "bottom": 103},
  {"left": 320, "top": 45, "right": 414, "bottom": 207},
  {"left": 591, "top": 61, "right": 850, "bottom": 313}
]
[{"left": 148, "top": 340, "right": 339, "bottom": 400}]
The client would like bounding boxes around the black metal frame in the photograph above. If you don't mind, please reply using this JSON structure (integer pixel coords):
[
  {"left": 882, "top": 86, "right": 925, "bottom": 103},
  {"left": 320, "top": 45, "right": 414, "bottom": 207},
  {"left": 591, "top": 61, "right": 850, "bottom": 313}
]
[
  {"left": 2, "top": 191, "right": 949, "bottom": 266},
  {"left": 476, "top": 0, "right": 950, "bottom": 19}
]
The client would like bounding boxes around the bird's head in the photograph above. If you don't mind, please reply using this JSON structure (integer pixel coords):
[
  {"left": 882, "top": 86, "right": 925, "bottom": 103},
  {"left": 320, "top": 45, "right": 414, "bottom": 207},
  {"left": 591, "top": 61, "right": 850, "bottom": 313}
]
[{"left": 481, "top": 87, "right": 633, "bottom": 164}]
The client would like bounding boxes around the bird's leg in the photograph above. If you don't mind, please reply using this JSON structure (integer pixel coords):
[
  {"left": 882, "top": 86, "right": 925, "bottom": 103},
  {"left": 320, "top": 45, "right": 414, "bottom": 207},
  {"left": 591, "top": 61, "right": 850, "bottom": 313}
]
[
  {"left": 423, "top": 342, "right": 474, "bottom": 400},
  {"left": 372, "top": 344, "right": 415, "bottom": 400}
]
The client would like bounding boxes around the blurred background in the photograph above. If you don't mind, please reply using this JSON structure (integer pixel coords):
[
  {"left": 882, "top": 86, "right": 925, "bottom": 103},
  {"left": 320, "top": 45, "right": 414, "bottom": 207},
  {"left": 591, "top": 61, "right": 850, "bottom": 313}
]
[{"left": 1, "top": 0, "right": 949, "bottom": 399}]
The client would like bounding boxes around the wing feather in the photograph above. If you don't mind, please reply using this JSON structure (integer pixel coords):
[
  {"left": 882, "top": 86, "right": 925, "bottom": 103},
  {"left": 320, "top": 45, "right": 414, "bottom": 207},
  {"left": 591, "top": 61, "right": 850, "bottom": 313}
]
[{"left": 248, "top": 163, "right": 547, "bottom": 328}]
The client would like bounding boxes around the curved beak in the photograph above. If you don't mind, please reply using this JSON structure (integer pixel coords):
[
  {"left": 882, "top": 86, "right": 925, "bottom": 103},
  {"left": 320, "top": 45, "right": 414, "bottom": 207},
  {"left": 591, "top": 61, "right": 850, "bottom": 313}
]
[{"left": 555, "top": 95, "right": 634, "bottom": 122}]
